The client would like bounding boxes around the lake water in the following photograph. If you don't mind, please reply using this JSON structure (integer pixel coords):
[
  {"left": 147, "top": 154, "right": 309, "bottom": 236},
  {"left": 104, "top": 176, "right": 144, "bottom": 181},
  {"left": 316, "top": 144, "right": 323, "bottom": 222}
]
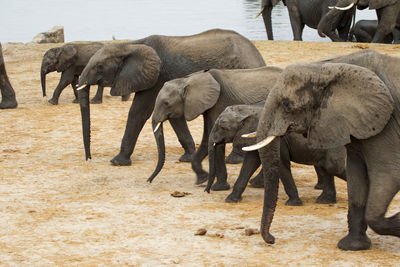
[{"left": 1, "top": 0, "right": 376, "bottom": 43}]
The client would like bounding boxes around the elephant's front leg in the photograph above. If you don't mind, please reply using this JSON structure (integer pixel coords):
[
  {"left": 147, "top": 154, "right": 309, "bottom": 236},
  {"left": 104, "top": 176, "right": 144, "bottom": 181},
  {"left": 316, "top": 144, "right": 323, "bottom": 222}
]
[
  {"left": 372, "top": 6, "right": 400, "bottom": 43},
  {"left": 337, "top": 147, "right": 371, "bottom": 251},
  {"left": 169, "top": 116, "right": 195, "bottom": 162},
  {"left": 314, "top": 166, "right": 337, "bottom": 204},
  {"left": 286, "top": 0, "right": 304, "bottom": 41},
  {"left": 90, "top": 85, "right": 105, "bottom": 104},
  {"left": 48, "top": 69, "right": 74, "bottom": 105},
  {"left": 192, "top": 116, "right": 211, "bottom": 184},
  {"left": 226, "top": 150, "right": 260, "bottom": 203},
  {"left": 111, "top": 86, "right": 160, "bottom": 166}
]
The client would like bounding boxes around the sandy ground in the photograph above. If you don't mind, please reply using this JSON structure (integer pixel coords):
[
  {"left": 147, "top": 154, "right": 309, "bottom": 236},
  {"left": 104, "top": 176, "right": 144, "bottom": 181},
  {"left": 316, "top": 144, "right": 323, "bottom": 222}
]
[{"left": 0, "top": 40, "right": 399, "bottom": 266}]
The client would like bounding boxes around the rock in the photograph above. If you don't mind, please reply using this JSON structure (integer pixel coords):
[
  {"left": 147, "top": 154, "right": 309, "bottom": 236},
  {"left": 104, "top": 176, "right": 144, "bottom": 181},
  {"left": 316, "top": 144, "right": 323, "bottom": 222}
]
[
  {"left": 32, "top": 26, "right": 64, "bottom": 44},
  {"left": 170, "top": 191, "right": 191, "bottom": 198},
  {"left": 244, "top": 228, "right": 260, "bottom": 236},
  {"left": 194, "top": 228, "right": 207, "bottom": 236}
]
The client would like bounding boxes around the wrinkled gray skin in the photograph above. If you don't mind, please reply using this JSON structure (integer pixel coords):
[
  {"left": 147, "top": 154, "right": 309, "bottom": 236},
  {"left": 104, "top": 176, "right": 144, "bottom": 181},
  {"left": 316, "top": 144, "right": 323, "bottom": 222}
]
[
  {"left": 252, "top": 50, "right": 400, "bottom": 251},
  {"left": 0, "top": 43, "right": 17, "bottom": 109},
  {"left": 352, "top": 19, "right": 400, "bottom": 43},
  {"left": 260, "top": 0, "right": 354, "bottom": 41},
  {"left": 206, "top": 103, "right": 346, "bottom": 205},
  {"left": 318, "top": 0, "right": 400, "bottom": 43},
  {"left": 41, "top": 43, "right": 130, "bottom": 105},
  {"left": 149, "top": 66, "right": 281, "bottom": 185},
  {"left": 77, "top": 29, "right": 266, "bottom": 162}
]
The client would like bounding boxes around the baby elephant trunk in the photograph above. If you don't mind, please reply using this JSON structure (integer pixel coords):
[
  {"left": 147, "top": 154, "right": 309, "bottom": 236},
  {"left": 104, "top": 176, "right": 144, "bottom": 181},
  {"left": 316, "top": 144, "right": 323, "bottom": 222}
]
[
  {"left": 205, "top": 139, "right": 217, "bottom": 193},
  {"left": 40, "top": 68, "right": 47, "bottom": 97},
  {"left": 147, "top": 121, "right": 165, "bottom": 183}
]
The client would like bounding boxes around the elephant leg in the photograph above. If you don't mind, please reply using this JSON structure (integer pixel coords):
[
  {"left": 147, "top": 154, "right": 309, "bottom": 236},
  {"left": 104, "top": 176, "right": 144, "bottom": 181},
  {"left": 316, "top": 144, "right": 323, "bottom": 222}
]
[
  {"left": 280, "top": 158, "right": 302, "bottom": 206},
  {"left": 365, "top": 172, "right": 400, "bottom": 237},
  {"left": 211, "top": 143, "right": 230, "bottom": 191},
  {"left": 168, "top": 116, "right": 195, "bottom": 162},
  {"left": 111, "top": 86, "right": 160, "bottom": 166},
  {"left": 314, "top": 172, "right": 324, "bottom": 190},
  {"left": 225, "top": 143, "right": 245, "bottom": 164},
  {"left": 192, "top": 116, "right": 211, "bottom": 184},
  {"left": 337, "top": 148, "right": 371, "bottom": 251},
  {"left": 372, "top": 6, "right": 400, "bottom": 43},
  {"left": 49, "top": 70, "right": 74, "bottom": 105},
  {"left": 91, "top": 85, "right": 104, "bottom": 104},
  {"left": 0, "top": 71, "right": 17, "bottom": 109},
  {"left": 226, "top": 150, "right": 260, "bottom": 203},
  {"left": 121, "top": 93, "right": 130, "bottom": 101},
  {"left": 286, "top": 1, "right": 304, "bottom": 41},
  {"left": 249, "top": 170, "right": 264, "bottom": 188},
  {"left": 71, "top": 76, "right": 79, "bottom": 103},
  {"left": 314, "top": 166, "right": 336, "bottom": 204}
]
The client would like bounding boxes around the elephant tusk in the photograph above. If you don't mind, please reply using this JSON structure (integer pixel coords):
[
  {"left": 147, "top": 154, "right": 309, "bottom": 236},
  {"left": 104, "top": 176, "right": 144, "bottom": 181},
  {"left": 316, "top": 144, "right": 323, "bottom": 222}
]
[
  {"left": 254, "top": 6, "right": 265, "bottom": 18},
  {"left": 242, "top": 136, "right": 276, "bottom": 151},
  {"left": 241, "top": 132, "right": 257, "bottom": 138},
  {"left": 213, "top": 143, "right": 216, "bottom": 146},
  {"left": 153, "top": 122, "right": 161, "bottom": 133},
  {"left": 77, "top": 84, "right": 87, "bottom": 91},
  {"left": 329, "top": 3, "right": 354, "bottom": 10}
]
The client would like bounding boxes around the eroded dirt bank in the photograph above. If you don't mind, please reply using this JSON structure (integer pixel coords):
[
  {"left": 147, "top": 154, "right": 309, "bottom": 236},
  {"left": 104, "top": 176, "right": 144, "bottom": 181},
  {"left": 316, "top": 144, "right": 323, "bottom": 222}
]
[{"left": 0, "top": 41, "right": 399, "bottom": 265}]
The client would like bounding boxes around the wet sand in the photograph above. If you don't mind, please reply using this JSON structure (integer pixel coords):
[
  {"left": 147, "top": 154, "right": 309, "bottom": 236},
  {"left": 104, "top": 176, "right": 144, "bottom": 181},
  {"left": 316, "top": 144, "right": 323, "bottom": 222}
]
[{"left": 0, "top": 41, "right": 399, "bottom": 265}]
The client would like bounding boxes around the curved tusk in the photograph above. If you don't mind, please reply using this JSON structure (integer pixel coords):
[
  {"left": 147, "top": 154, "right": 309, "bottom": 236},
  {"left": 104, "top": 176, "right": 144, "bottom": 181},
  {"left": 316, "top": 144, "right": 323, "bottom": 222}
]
[
  {"left": 213, "top": 143, "right": 216, "bottom": 146},
  {"left": 77, "top": 84, "right": 87, "bottom": 91},
  {"left": 153, "top": 122, "right": 161, "bottom": 133},
  {"left": 254, "top": 6, "right": 265, "bottom": 18},
  {"left": 329, "top": 3, "right": 354, "bottom": 10},
  {"left": 242, "top": 136, "right": 276, "bottom": 151},
  {"left": 241, "top": 132, "right": 257, "bottom": 138}
]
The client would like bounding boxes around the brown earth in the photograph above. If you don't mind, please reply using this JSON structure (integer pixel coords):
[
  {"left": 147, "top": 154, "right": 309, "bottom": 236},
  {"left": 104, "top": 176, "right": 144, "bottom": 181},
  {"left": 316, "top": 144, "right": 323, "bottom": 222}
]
[{"left": 0, "top": 41, "right": 399, "bottom": 266}]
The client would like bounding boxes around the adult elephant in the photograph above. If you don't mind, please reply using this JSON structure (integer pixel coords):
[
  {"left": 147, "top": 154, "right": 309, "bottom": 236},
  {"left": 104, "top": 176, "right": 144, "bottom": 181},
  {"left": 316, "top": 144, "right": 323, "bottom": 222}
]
[
  {"left": 41, "top": 42, "right": 130, "bottom": 105},
  {"left": 258, "top": 0, "right": 354, "bottom": 41},
  {"left": 0, "top": 43, "right": 17, "bottom": 109},
  {"left": 318, "top": 0, "right": 400, "bottom": 43},
  {"left": 149, "top": 66, "right": 281, "bottom": 185},
  {"left": 352, "top": 18, "right": 400, "bottom": 43},
  {"left": 244, "top": 50, "right": 400, "bottom": 250},
  {"left": 206, "top": 103, "right": 346, "bottom": 204},
  {"left": 76, "top": 29, "right": 266, "bottom": 163}
]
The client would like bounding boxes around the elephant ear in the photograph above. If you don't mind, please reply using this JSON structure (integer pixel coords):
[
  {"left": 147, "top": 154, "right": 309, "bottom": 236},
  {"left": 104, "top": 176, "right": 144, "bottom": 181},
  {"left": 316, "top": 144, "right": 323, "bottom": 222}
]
[
  {"left": 56, "top": 45, "right": 77, "bottom": 72},
  {"left": 182, "top": 72, "right": 221, "bottom": 121},
  {"left": 307, "top": 63, "right": 394, "bottom": 149},
  {"left": 110, "top": 45, "right": 161, "bottom": 96},
  {"left": 369, "top": 0, "right": 397, "bottom": 9}
]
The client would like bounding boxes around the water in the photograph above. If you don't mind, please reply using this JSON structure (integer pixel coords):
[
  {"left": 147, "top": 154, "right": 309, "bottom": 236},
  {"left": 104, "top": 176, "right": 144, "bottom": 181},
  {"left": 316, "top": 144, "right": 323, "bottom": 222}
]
[{"left": 0, "top": 0, "right": 376, "bottom": 43}]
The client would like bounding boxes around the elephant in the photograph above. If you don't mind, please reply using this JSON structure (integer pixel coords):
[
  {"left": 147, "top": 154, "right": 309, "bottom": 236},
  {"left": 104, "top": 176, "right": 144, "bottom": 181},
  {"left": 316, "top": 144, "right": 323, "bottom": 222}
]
[
  {"left": 258, "top": 0, "right": 354, "bottom": 41},
  {"left": 318, "top": 0, "right": 400, "bottom": 43},
  {"left": 352, "top": 19, "right": 400, "bottom": 43},
  {"left": 244, "top": 50, "right": 400, "bottom": 251},
  {"left": 41, "top": 42, "right": 130, "bottom": 105},
  {"left": 76, "top": 29, "right": 266, "bottom": 163},
  {"left": 0, "top": 43, "right": 17, "bottom": 109},
  {"left": 206, "top": 103, "right": 346, "bottom": 205},
  {"left": 149, "top": 66, "right": 282, "bottom": 185}
]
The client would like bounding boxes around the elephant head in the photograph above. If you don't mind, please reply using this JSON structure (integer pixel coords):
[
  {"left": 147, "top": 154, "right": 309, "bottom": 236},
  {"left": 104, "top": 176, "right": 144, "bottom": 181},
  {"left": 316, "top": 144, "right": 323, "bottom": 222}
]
[
  {"left": 148, "top": 71, "right": 221, "bottom": 182},
  {"left": 41, "top": 45, "right": 77, "bottom": 97},
  {"left": 243, "top": 62, "right": 394, "bottom": 244},
  {"left": 77, "top": 43, "right": 161, "bottom": 160},
  {"left": 257, "top": 0, "right": 281, "bottom": 40}
]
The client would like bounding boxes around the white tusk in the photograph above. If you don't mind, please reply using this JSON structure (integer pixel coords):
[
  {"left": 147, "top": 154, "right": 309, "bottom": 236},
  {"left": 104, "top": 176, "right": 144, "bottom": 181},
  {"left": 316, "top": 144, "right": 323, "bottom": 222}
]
[
  {"left": 77, "top": 84, "right": 87, "bottom": 90},
  {"left": 213, "top": 143, "right": 216, "bottom": 146},
  {"left": 254, "top": 7, "right": 265, "bottom": 18},
  {"left": 153, "top": 122, "right": 161, "bottom": 133},
  {"left": 242, "top": 136, "right": 276, "bottom": 151},
  {"left": 241, "top": 132, "right": 257, "bottom": 138},
  {"left": 329, "top": 3, "right": 354, "bottom": 10}
]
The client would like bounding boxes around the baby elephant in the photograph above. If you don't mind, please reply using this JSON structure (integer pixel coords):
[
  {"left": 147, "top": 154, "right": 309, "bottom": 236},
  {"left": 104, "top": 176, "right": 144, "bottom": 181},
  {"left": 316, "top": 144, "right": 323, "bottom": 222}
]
[
  {"left": 41, "top": 42, "right": 130, "bottom": 105},
  {"left": 206, "top": 103, "right": 347, "bottom": 205}
]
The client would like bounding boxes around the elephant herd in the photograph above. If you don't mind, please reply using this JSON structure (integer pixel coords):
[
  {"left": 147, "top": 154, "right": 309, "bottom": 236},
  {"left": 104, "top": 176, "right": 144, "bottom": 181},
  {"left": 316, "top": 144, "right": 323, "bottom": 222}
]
[{"left": 0, "top": 8, "right": 399, "bottom": 253}]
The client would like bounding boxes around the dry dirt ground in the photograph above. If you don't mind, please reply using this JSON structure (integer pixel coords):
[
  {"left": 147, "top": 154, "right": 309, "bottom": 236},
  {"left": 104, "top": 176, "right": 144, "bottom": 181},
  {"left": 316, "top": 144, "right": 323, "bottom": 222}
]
[{"left": 0, "top": 41, "right": 399, "bottom": 266}]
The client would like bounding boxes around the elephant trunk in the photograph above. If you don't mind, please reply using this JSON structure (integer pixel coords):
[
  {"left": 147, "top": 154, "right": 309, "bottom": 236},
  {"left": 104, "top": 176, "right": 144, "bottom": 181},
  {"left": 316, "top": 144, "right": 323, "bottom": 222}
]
[
  {"left": 205, "top": 140, "right": 217, "bottom": 193},
  {"left": 262, "top": 6, "right": 274, "bottom": 40},
  {"left": 41, "top": 68, "right": 47, "bottom": 97},
  {"left": 147, "top": 121, "right": 165, "bottom": 183},
  {"left": 258, "top": 137, "right": 280, "bottom": 244},
  {"left": 78, "top": 85, "right": 91, "bottom": 160}
]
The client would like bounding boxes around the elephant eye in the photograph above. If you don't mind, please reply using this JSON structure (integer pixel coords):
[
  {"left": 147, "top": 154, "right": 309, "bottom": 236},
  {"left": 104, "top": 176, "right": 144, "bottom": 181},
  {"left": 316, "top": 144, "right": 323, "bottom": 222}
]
[
  {"left": 96, "top": 64, "right": 104, "bottom": 72},
  {"left": 282, "top": 98, "right": 291, "bottom": 112},
  {"left": 163, "top": 100, "right": 170, "bottom": 107}
]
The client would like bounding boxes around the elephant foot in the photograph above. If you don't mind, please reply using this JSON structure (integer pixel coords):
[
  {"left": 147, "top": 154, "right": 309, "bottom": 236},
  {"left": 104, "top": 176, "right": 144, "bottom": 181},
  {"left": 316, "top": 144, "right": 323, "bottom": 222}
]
[
  {"left": 121, "top": 94, "right": 130, "bottom": 101},
  {"left": 110, "top": 154, "right": 132, "bottom": 166},
  {"left": 0, "top": 100, "right": 17, "bottom": 109},
  {"left": 249, "top": 177, "right": 264, "bottom": 188},
  {"left": 48, "top": 98, "right": 58, "bottom": 105},
  {"left": 72, "top": 98, "right": 79, "bottom": 104},
  {"left": 337, "top": 234, "right": 371, "bottom": 251},
  {"left": 90, "top": 98, "right": 103, "bottom": 104},
  {"left": 225, "top": 193, "right": 242, "bottom": 203},
  {"left": 195, "top": 171, "right": 208, "bottom": 185},
  {"left": 285, "top": 198, "right": 303, "bottom": 206},
  {"left": 179, "top": 152, "right": 193, "bottom": 162},
  {"left": 316, "top": 192, "right": 336, "bottom": 204},
  {"left": 225, "top": 152, "right": 244, "bottom": 164},
  {"left": 314, "top": 183, "right": 323, "bottom": 190},
  {"left": 211, "top": 181, "right": 230, "bottom": 191}
]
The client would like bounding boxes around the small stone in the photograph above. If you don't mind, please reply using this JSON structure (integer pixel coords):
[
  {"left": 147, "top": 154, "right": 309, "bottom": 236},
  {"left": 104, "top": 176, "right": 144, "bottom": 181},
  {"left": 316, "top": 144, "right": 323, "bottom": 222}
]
[
  {"left": 195, "top": 228, "right": 207, "bottom": 236},
  {"left": 171, "top": 191, "right": 191, "bottom": 198},
  {"left": 244, "top": 228, "right": 260, "bottom": 236}
]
